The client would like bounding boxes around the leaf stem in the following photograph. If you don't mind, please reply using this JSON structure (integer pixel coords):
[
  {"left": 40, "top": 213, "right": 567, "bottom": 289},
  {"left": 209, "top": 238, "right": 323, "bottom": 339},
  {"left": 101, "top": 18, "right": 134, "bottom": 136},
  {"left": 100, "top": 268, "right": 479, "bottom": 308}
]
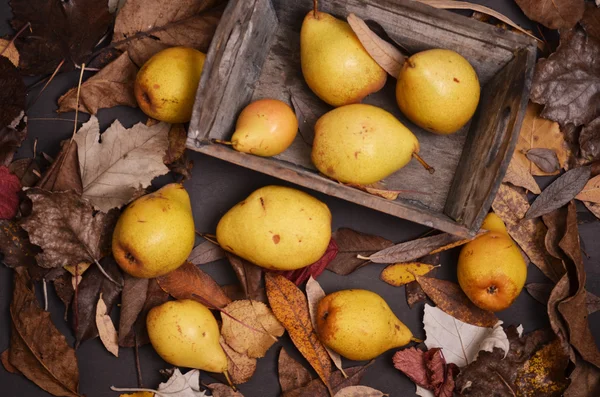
[
  {"left": 28, "top": 59, "right": 64, "bottom": 109},
  {"left": 93, "top": 258, "right": 123, "bottom": 287},
  {"left": 71, "top": 63, "right": 86, "bottom": 140},
  {"left": 196, "top": 231, "right": 219, "bottom": 245},
  {"left": 42, "top": 278, "right": 48, "bottom": 311},
  {"left": 356, "top": 254, "right": 371, "bottom": 260}
]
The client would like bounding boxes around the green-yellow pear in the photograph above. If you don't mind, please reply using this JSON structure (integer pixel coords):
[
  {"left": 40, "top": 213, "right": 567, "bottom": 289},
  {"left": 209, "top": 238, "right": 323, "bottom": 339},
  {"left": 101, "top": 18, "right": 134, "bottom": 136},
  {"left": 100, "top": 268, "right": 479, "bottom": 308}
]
[
  {"left": 112, "top": 183, "right": 195, "bottom": 278},
  {"left": 216, "top": 186, "right": 331, "bottom": 270},
  {"left": 396, "top": 49, "right": 480, "bottom": 134},
  {"left": 134, "top": 46, "right": 206, "bottom": 123},
  {"left": 457, "top": 213, "right": 527, "bottom": 312},
  {"left": 311, "top": 104, "right": 432, "bottom": 185},
  {"left": 147, "top": 299, "right": 228, "bottom": 374},
  {"left": 316, "top": 289, "right": 414, "bottom": 360},
  {"left": 229, "top": 98, "right": 298, "bottom": 157},
  {"left": 300, "top": 9, "right": 386, "bottom": 107}
]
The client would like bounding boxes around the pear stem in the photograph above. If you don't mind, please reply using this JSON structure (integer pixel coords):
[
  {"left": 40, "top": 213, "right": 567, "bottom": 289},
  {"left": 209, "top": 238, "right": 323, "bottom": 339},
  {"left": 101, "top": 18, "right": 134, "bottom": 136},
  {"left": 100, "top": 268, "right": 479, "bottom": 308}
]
[
  {"left": 411, "top": 336, "right": 423, "bottom": 343},
  {"left": 356, "top": 254, "right": 371, "bottom": 260},
  {"left": 313, "top": 0, "right": 318, "bottom": 18},
  {"left": 223, "top": 370, "right": 237, "bottom": 391},
  {"left": 213, "top": 139, "right": 233, "bottom": 146},
  {"left": 412, "top": 152, "right": 435, "bottom": 174}
]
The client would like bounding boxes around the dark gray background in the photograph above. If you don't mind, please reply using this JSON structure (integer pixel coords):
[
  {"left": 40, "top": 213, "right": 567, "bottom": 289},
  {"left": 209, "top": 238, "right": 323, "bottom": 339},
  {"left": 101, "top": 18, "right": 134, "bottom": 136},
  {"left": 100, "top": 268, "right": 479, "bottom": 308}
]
[{"left": 0, "top": 1, "right": 598, "bottom": 396}]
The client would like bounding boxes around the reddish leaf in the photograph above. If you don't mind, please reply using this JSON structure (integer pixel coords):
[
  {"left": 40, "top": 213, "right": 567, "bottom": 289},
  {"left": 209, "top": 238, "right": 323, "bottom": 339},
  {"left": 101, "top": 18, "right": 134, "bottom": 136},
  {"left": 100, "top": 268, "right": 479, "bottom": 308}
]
[
  {"left": 393, "top": 347, "right": 431, "bottom": 388},
  {"left": 393, "top": 347, "right": 458, "bottom": 397},
  {"left": 0, "top": 166, "right": 21, "bottom": 219},
  {"left": 280, "top": 238, "right": 338, "bottom": 285}
]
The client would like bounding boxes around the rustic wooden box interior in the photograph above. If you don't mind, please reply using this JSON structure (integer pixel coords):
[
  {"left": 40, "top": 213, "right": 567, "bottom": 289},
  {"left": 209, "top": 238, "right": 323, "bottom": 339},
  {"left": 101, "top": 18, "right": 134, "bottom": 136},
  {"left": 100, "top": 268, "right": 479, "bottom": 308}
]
[{"left": 187, "top": 0, "right": 537, "bottom": 237}]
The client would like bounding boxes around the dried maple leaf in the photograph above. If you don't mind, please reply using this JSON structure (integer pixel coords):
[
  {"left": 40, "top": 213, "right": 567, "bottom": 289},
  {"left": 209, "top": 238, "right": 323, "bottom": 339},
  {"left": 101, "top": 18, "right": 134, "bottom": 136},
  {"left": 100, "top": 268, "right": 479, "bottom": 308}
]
[
  {"left": 19, "top": 189, "right": 117, "bottom": 269},
  {"left": 278, "top": 348, "right": 312, "bottom": 393},
  {"left": 265, "top": 273, "right": 333, "bottom": 394},
  {"left": 530, "top": 29, "right": 600, "bottom": 128},
  {"left": 226, "top": 252, "right": 264, "bottom": 301},
  {"left": 74, "top": 116, "right": 170, "bottom": 212},
  {"left": 503, "top": 153, "right": 541, "bottom": 193},
  {"left": 220, "top": 300, "right": 284, "bottom": 358},
  {"left": 0, "top": 166, "right": 21, "bottom": 219},
  {"left": 10, "top": 0, "right": 112, "bottom": 75},
  {"left": 36, "top": 140, "right": 83, "bottom": 194},
  {"left": 514, "top": 0, "right": 584, "bottom": 29},
  {"left": 188, "top": 239, "right": 225, "bottom": 265},
  {"left": 283, "top": 364, "right": 372, "bottom": 397},
  {"left": 111, "top": 0, "right": 222, "bottom": 66},
  {"left": 381, "top": 262, "right": 438, "bottom": 287},
  {"left": 58, "top": 51, "right": 138, "bottom": 114},
  {"left": 281, "top": 238, "right": 338, "bottom": 285},
  {"left": 118, "top": 274, "right": 148, "bottom": 346},
  {"left": 96, "top": 293, "right": 119, "bottom": 357},
  {"left": 221, "top": 338, "right": 257, "bottom": 384},
  {"left": 0, "top": 56, "right": 25, "bottom": 132},
  {"left": 327, "top": 228, "right": 393, "bottom": 275},
  {"left": 156, "top": 261, "right": 231, "bottom": 308},
  {"left": 576, "top": 174, "right": 600, "bottom": 203},
  {"left": 8, "top": 271, "right": 80, "bottom": 397}
]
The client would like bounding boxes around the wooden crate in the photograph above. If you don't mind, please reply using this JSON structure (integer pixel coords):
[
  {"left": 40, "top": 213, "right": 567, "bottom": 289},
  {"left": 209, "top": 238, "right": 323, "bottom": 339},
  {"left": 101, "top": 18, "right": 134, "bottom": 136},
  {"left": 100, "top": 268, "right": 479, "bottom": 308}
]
[{"left": 186, "top": 0, "right": 537, "bottom": 237}]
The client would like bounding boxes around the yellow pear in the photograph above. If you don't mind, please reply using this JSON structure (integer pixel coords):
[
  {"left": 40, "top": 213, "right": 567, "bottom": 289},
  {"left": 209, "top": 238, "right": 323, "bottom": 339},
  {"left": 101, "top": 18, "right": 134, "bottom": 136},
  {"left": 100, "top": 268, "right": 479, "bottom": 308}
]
[
  {"left": 311, "top": 104, "right": 432, "bottom": 185},
  {"left": 147, "top": 299, "right": 228, "bottom": 374},
  {"left": 216, "top": 186, "right": 331, "bottom": 270},
  {"left": 300, "top": 10, "right": 386, "bottom": 107},
  {"left": 316, "top": 289, "right": 414, "bottom": 360},
  {"left": 134, "top": 46, "right": 206, "bottom": 123},
  {"left": 396, "top": 49, "right": 480, "bottom": 134},
  {"left": 112, "top": 183, "right": 195, "bottom": 278},
  {"left": 229, "top": 98, "right": 298, "bottom": 157},
  {"left": 458, "top": 213, "right": 527, "bottom": 312}
]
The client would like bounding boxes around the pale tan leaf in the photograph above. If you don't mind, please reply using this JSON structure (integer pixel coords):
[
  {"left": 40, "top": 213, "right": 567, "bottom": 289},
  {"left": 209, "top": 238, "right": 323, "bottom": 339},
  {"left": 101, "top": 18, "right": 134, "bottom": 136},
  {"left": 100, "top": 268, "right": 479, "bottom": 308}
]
[
  {"left": 95, "top": 293, "right": 119, "bottom": 357},
  {"left": 418, "top": 0, "right": 540, "bottom": 41},
  {"left": 515, "top": 102, "right": 570, "bottom": 176},
  {"left": 347, "top": 13, "right": 405, "bottom": 77},
  {"left": 504, "top": 154, "right": 541, "bottom": 194},
  {"left": 220, "top": 300, "right": 284, "bottom": 359},
  {"left": 74, "top": 116, "right": 170, "bottom": 212},
  {"left": 576, "top": 175, "right": 600, "bottom": 203},
  {"left": 221, "top": 338, "right": 257, "bottom": 385},
  {"left": 380, "top": 263, "right": 437, "bottom": 287},
  {"left": 334, "top": 385, "right": 387, "bottom": 397},
  {"left": 305, "top": 276, "right": 346, "bottom": 377},
  {"left": 584, "top": 201, "right": 600, "bottom": 219},
  {"left": 0, "top": 38, "right": 19, "bottom": 67}
]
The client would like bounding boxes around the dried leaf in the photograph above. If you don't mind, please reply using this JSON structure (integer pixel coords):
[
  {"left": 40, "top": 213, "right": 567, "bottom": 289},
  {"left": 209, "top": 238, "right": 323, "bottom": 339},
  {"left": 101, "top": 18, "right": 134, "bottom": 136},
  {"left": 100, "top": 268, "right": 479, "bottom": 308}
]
[
  {"left": 334, "top": 386, "right": 386, "bottom": 397},
  {"left": 564, "top": 359, "right": 600, "bottom": 397},
  {"left": 0, "top": 56, "right": 25, "bottom": 133},
  {"left": 283, "top": 365, "right": 370, "bottom": 397},
  {"left": 220, "top": 300, "right": 284, "bottom": 358},
  {"left": 74, "top": 116, "right": 170, "bottom": 212},
  {"left": 526, "top": 148, "right": 561, "bottom": 174},
  {"left": 514, "top": 0, "right": 584, "bottom": 29},
  {"left": 10, "top": 0, "right": 112, "bottom": 75},
  {"left": 393, "top": 348, "right": 431, "bottom": 389},
  {"left": 422, "top": 304, "right": 508, "bottom": 367},
  {"left": 405, "top": 254, "right": 439, "bottom": 308},
  {"left": 547, "top": 275, "right": 572, "bottom": 358},
  {"left": 53, "top": 273, "right": 74, "bottom": 321},
  {"left": 0, "top": 38, "right": 20, "bottom": 66},
  {"left": 290, "top": 93, "right": 318, "bottom": 146},
  {"left": 207, "top": 383, "right": 244, "bottom": 397},
  {"left": 581, "top": 2, "right": 600, "bottom": 40},
  {"left": 584, "top": 200, "right": 600, "bottom": 219},
  {"left": 121, "top": 278, "right": 169, "bottom": 347},
  {"left": 19, "top": 189, "right": 117, "bottom": 269},
  {"left": 281, "top": 238, "right": 338, "bottom": 285},
  {"left": 526, "top": 167, "right": 591, "bottom": 219},
  {"left": 188, "top": 240, "right": 225, "bottom": 265},
  {"left": 345, "top": 183, "right": 414, "bottom": 201},
  {"left": 164, "top": 123, "right": 188, "bottom": 164},
  {"left": 0, "top": 220, "right": 37, "bottom": 268},
  {"left": 37, "top": 140, "right": 83, "bottom": 195},
  {"left": 265, "top": 273, "right": 333, "bottom": 393},
  {"left": 118, "top": 274, "right": 148, "bottom": 346},
  {"left": 221, "top": 338, "right": 257, "bottom": 385},
  {"left": 381, "top": 263, "right": 437, "bottom": 287},
  {"left": 0, "top": 167, "right": 21, "bottom": 220},
  {"left": 530, "top": 29, "right": 600, "bottom": 127},
  {"left": 347, "top": 13, "right": 404, "bottom": 77},
  {"left": 327, "top": 228, "right": 393, "bottom": 275},
  {"left": 226, "top": 253, "right": 263, "bottom": 301},
  {"left": 306, "top": 277, "right": 346, "bottom": 376},
  {"left": 157, "top": 261, "right": 231, "bottom": 308},
  {"left": 493, "top": 183, "right": 566, "bottom": 282},
  {"left": 58, "top": 52, "right": 138, "bottom": 114},
  {"left": 9, "top": 271, "right": 80, "bottom": 397},
  {"left": 526, "top": 283, "right": 553, "bottom": 307},
  {"left": 278, "top": 348, "right": 312, "bottom": 393},
  {"left": 157, "top": 368, "right": 205, "bottom": 396},
  {"left": 95, "top": 293, "right": 119, "bottom": 357},
  {"left": 580, "top": 116, "right": 600, "bottom": 162},
  {"left": 576, "top": 175, "right": 600, "bottom": 203},
  {"left": 416, "top": 277, "right": 498, "bottom": 328},
  {"left": 1, "top": 349, "right": 19, "bottom": 374},
  {"left": 9, "top": 157, "right": 40, "bottom": 187},
  {"left": 503, "top": 154, "right": 541, "bottom": 193},
  {"left": 393, "top": 347, "right": 458, "bottom": 397},
  {"left": 112, "top": 0, "right": 222, "bottom": 66},
  {"left": 0, "top": 118, "right": 27, "bottom": 167}
]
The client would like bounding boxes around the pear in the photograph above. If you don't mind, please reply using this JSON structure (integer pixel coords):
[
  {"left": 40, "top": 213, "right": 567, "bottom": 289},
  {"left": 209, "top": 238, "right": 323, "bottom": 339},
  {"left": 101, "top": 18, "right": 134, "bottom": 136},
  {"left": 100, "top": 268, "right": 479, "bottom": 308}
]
[
  {"left": 220, "top": 99, "right": 298, "bottom": 157},
  {"left": 457, "top": 213, "right": 527, "bottom": 312},
  {"left": 300, "top": 8, "right": 386, "bottom": 107},
  {"left": 112, "top": 183, "right": 195, "bottom": 278},
  {"left": 147, "top": 299, "right": 230, "bottom": 377},
  {"left": 216, "top": 185, "right": 331, "bottom": 270},
  {"left": 396, "top": 49, "right": 480, "bottom": 134},
  {"left": 311, "top": 104, "right": 433, "bottom": 185},
  {"left": 316, "top": 289, "right": 414, "bottom": 360},
  {"left": 134, "top": 46, "right": 206, "bottom": 123}
]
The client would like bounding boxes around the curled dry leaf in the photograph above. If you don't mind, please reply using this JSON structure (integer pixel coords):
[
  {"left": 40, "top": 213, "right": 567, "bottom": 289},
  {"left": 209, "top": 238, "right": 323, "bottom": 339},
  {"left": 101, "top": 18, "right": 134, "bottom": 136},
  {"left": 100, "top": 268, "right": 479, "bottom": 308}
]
[
  {"left": 156, "top": 368, "right": 205, "bottom": 396},
  {"left": 278, "top": 348, "right": 312, "bottom": 393},
  {"left": 575, "top": 175, "right": 600, "bottom": 203},
  {"left": 9, "top": 157, "right": 40, "bottom": 187},
  {"left": 525, "top": 167, "right": 591, "bottom": 219},
  {"left": 327, "top": 228, "right": 393, "bottom": 275},
  {"left": 406, "top": 254, "right": 440, "bottom": 308},
  {"left": 221, "top": 338, "right": 257, "bottom": 384},
  {"left": 95, "top": 293, "right": 119, "bottom": 357},
  {"left": 118, "top": 275, "right": 148, "bottom": 346},
  {"left": 9, "top": 271, "right": 81, "bottom": 397},
  {"left": 346, "top": 13, "right": 404, "bottom": 77},
  {"left": 503, "top": 154, "right": 541, "bottom": 194},
  {"left": 157, "top": 261, "right": 231, "bottom": 309},
  {"left": 265, "top": 273, "right": 333, "bottom": 394},
  {"left": 283, "top": 365, "right": 371, "bottom": 397},
  {"left": 188, "top": 239, "right": 225, "bottom": 265},
  {"left": 1, "top": 349, "right": 19, "bottom": 374},
  {"left": 220, "top": 300, "right": 284, "bottom": 358},
  {"left": 306, "top": 277, "right": 346, "bottom": 376},
  {"left": 564, "top": 358, "right": 600, "bottom": 397},
  {"left": 226, "top": 252, "right": 264, "bottom": 301},
  {"left": 74, "top": 116, "right": 170, "bottom": 212},
  {"left": 513, "top": 0, "right": 584, "bottom": 29},
  {"left": 380, "top": 263, "right": 437, "bottom": 287},
  {"left": 36, "top": 140, "right": 83, "bottom": 195},
  {"left": 334, "top": 386, "right": 387, "bottom": 397},
  {"left": 525, "top": 148, "right": 561, "bottom": 174},
  {"left": 416, "top": 276, "right": 498, "bottom": 328},
  {"left": 281, "top": 238, "right": 338, "bottom": 285},
  {"left": 0, "top": 167, "right": 21, "bottom": 220}
]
